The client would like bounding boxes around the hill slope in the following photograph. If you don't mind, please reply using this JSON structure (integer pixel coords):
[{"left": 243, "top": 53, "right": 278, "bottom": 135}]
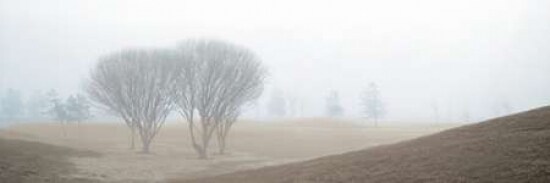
[
  {"left": 0, "top": 136, "right": 99, "bottom": 183},
  {"left": 182, "top": 106, "right": 550, "bottom": 183}
]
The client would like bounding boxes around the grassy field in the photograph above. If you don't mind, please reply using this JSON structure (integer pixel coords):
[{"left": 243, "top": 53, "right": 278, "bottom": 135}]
[
  {"left": 183, "top": 107, "right": 550, "bottom": 183},
  {"left": 0, "top": 119, "right": 454, "bottom": 182}
]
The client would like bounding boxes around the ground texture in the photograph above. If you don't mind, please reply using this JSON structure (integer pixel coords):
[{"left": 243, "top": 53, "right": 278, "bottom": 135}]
[
  {"left": 182, "top": 106, "right": 550, "bottom": 183},
  {"left": 0, "top": 135, "right": 99, "bottom": 182},
  {"left": 0, "top": 119, "right": 446, "bottom": 182}
]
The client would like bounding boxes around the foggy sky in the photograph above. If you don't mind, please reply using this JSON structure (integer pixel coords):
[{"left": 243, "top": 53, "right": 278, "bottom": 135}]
[{"left": 1, "top": 0, "right": 549, "bottom": 122}]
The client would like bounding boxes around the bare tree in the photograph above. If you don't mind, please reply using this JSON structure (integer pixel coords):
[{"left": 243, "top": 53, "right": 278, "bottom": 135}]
[
  {"left": 46, "top": 89, "right": 69, "bottom": 136},
  {"left": 326, "top": 90, "right": 343, "bottom": 117},
  {"left": 211, "top": 47, "right": 265, "bottom": 154},
  {"left": 361, "top": 82, "right": 385, "bottom": 127},
  {"left": 214, "top": 109, "right": 239, "bottom": 154},
  {"left": 267, "top": 89, "right": 286, "bottom": 117},
  {"left": 66, "top": 94, "right": 92, "bottom": 125},
  {"left": 86, "top": 49, "right": 176, "bottom": 153},
  {"left": 173, "top": 39, "right": 266, "bottom": 158}
]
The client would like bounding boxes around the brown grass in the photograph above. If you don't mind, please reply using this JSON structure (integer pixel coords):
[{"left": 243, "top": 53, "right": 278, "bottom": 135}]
[
  {"left": 180, "top": 106, "right": 550, "bottom": 183},
  {"left": 0, "top": 135, "right": 99, "bottom": 182},
  {"left": 0, "top": 119, "right": 450, "bottom": 182}
]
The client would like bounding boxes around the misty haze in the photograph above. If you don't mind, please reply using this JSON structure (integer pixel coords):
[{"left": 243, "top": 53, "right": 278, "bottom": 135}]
[{"left": 1, "top": 0, "right": 549, "bottom": 182}]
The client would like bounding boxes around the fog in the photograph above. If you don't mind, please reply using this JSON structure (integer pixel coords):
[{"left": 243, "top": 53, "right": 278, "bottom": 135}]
[{"left": 1, "top": 0, "right": 550, "bottom": 123}]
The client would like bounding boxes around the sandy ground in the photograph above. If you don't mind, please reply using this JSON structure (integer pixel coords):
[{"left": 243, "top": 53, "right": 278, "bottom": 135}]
[{"left": 1, "top": 119, "right": 455, "bottom": 182}]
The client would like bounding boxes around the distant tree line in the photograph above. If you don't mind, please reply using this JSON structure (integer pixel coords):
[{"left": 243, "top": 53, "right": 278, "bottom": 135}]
[
  {"left": 0, "top": 88, "right": 91, "bottom": 130},
  {"left": 46, "top": 90, "right": 92, "bottom": 136},
  {"left": 266, "top": 89, "right": 304, "bottom": 118},
  {"left": 265, "top": 85, "right": 385, "bottom": 127}
]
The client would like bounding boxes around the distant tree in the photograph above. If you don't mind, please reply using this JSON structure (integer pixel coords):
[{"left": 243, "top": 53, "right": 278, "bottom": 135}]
[
  {"left": 326, "top": 91, "right": 343, "bottom": 117},
  {"left": 1, "top": 89, "right": 24, "bottom": 123},
  {"left": 65, "top": 94, "right": 92, "bottom": 125},
  {"left": 26, "top": 91, "right": 49, "bottom": 121},
  {"left": 361, "top": 83, "right": 385, "bottom": 127},
  {"left": 87, "top": 49, "right": 176, "bottom": 153},
  {"left": 267, "top": 89, "right": 286, "bottom": 117},
  {"left": 46, "top": 89, "right": 69, "bottom": 136}
]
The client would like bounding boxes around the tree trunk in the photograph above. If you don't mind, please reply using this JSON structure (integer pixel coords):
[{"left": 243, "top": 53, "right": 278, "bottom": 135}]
[
  {"left": 218, "top": 138, "right": 226, "bottom": 154},
  {"left": 140, "top": 130, "right": 152, "bottom": 153},
  {"left": 198, "top": 148, "right": 207, "bottom": 159},
  {"left": 142, "top": 139, "right": 151, "bottom": 153},
  {"left": 189, "top": 116, "right": 207, "bottom": 159},
  {"left": 216, "top": 125, "right": 224, "bottom": 154},
  {"left": 192, "top": 144, "right": 207, "bottom": 159},
  {"left": 130, "top": 126, "right": 136, "bottom": 149},
  {"left": 218, "top": 127, "right": 229, "bottom": 154},
  {"left": 200, "top": 131, "right": 209, "bottom": 159}
]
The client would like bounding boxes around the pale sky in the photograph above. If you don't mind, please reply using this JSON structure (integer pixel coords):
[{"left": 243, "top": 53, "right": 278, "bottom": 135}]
[{"left": 1, "top": 0, "right": 549, "bottom": 122}]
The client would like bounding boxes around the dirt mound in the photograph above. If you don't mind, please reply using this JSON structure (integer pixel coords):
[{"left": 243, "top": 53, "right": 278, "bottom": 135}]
[
  {"left": 182, "top": 106, "right": 550, "bottom": 183},
  {"left": 0, "top": 136, "right": 100, "bottom": 183}
]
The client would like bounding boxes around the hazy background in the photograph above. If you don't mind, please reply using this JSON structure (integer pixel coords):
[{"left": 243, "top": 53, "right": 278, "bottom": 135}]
[{"left": 1, "top": 0, "right": 549, "bottom": 123}]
